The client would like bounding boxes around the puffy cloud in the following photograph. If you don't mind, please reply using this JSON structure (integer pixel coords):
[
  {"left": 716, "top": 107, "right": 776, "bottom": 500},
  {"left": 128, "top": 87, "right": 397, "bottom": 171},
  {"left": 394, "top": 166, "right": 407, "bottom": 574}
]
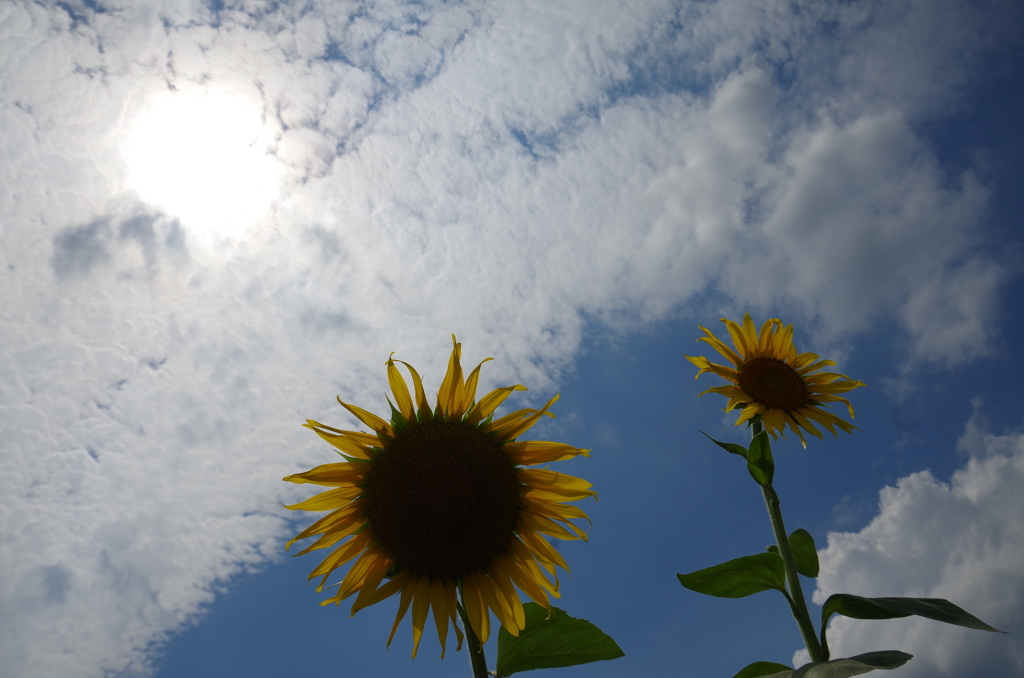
[{"left": 796, "top": 422, "right": 1024, "bottom": 675}]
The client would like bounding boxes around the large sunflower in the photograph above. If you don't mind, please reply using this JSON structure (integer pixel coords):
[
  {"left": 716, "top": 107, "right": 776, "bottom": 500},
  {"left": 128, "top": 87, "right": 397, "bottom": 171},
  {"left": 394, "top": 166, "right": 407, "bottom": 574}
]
[
  {"left": 685, "top": 313, "right": 866, "bottom": 447},
  {"left": 283, "top": 335, "right": 594, "bottom": 658}
]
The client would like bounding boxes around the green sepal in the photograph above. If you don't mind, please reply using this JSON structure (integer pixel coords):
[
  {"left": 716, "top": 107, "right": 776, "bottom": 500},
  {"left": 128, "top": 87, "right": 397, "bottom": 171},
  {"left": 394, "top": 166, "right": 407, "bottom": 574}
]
[
  {"left": 767, "top": 651, "right": 913, "bottom": 678},
  {"left": 788, "top": 529, "right": 819, "bottom": 578},
  {"left": 746, "top": 430, "right": 774, "bottom": 486},
  {"left": 820, "top": 594, "right": 1005, "bottom": 657},
  {"left": 733, "top": 661, "right": 793, "bottom": 678},
  {"left": 385, "top": 396, "right": 409, "bottom": 434},
  {"left": 700, "top": 431, "right": 749, "bottom": 459},
  {"left": 677, "top": 552, "right": 789, "bottom": 600},
  {"left": 494, "top": 603, "right": 624, "bottom": 678}
]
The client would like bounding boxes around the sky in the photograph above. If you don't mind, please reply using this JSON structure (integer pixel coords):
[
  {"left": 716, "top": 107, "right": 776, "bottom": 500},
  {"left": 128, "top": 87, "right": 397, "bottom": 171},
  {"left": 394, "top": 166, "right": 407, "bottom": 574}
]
[{"left": 1, "top": 1, "right": 1023, "bottom": 677}]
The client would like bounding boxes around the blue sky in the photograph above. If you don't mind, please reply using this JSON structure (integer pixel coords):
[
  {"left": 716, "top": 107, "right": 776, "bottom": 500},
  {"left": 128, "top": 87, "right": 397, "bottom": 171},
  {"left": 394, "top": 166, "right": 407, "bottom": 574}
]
[{"left": 2, "top": 1, "right": 1023, "bottom": 677}]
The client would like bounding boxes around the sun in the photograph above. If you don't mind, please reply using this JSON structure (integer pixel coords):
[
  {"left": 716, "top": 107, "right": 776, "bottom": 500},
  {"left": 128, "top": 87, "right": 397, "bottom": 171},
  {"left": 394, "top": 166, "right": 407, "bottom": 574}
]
[{"left": 122, "top": 86, "right": 282, "bottom": 243}]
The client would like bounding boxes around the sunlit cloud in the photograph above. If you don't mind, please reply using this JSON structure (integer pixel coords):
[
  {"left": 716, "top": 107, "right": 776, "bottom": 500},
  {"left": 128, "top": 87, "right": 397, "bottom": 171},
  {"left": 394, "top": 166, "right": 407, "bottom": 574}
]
[{"left": 122, "top": 85, "right": 283, "bottom": 245}]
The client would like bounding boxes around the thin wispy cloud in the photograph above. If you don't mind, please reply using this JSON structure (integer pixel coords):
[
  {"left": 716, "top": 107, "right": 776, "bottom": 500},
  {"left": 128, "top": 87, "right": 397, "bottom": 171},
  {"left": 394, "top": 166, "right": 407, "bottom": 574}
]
[{"left": 1, "top": 1, "right": 1021, "bottom": 677}]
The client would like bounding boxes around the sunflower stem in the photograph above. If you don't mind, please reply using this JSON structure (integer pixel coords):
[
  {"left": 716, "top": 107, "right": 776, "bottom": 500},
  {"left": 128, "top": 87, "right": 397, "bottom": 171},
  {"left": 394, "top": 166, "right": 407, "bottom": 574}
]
[
  {"left": 753, "top": 420, "right": 826, "bottom": 663},
  {"left": 457, "top": 590, "right": 489, "bottom": 678}
]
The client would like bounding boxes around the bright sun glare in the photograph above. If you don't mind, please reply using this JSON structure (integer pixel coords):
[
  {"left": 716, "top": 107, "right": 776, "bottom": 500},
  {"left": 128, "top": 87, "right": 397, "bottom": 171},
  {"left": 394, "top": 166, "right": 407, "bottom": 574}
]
[{"left": 123, "top": 87, "right": 282, "bottom": 242}]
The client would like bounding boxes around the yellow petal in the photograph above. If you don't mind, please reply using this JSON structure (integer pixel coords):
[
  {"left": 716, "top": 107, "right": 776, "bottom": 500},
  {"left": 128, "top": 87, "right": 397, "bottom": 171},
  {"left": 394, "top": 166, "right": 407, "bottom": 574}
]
[
  {"left": 410, "top": 576, "right": 432, "bottom": 658},
  {"left": 520, "top": 511, "right": 586, "bottom": 541},
  {"left": 757, "top": 318, "right": 778, "bottom": 353},
  {"left": 741, "top": 313, "right": 760, "bottom": 353},
  {"left": 323, "top": 546, "right": 380, "bottom": 605},
  {"left": 309, "top": 530, "right": 371, "bottom": 589},
  {"left": 476, "top": 571, "right": 517, "bottom": 637},
  {"left": 467, "top": 384, "right": 529, "bottom": 424},
  {"left": 303, "top": 423, "right": 376, "bottom": 459},
  {"left": 512, "top": 540, "right": 561, "bottom": 598},
  {"left": 525, "top": 486, "right": 596, "bottom": 502},
  {"left": 504, "top": 440, "right": 590, "bottom": 465},
  {"left": 772, "top": 323, "right": 796, "bottom": 360},
  {"left": 518, "top": 528, "right": 570, "bottom": 576},
  {"left": 734, "top": 402, "right": 763, "bottom": 426},
  {"left": 387, "top": 576, "right": 416, "bottom": 649},
  {"left": 521, "top": 495, "right": 592, "bottom": 525},
  {"left": 285, "top": 503, "right": 361, "bottom": 548},
  {"left": 430, "top": 577, "right": 452, "bottom": 658},
  {"left": 436, "top": 334, "right": 464, "bottom": 417},
  {"left": 783, "top": 413, "right": 809, "bottom": 448},
  {"left": 341, "top": 430, "right": 385, "bottom": 449},
  {"left": 446, "top": 578, "right": 464, "bottom": 652},
  {"left": 283, "top": 485, "right": 361, "bottom": 511},
  {"left": 461, "top": 573, "right": 491, "bottom": 644},
  {"left": 306, "top": 421, "right": 383, "bottom": 450},
  {"left": 723, "top": 317, "right": 752, "bottom": 359},
  {"left": 336, "top": 397, "right": 392, "bottom": 436},
  {"left": 395, "top": 360, "right": 432, "bottom": 418},
  {"left": 490, "top": 394, "right": 560, "bottom": 441},
  {"left": 460, "top": 357, "right": 494, "bottom": 414},
  {"left": 800, "top": 406, "right": 839, "bottom": 437},
  {"left": 760, "top": 409, "right": 786, "bottom": 440},
  {"left": 283, "top": 462, "right": 366, "bottom": 487},
  {"left": 696, "top": 360, "right": 740, "bottom": 383},
  {"left": 494, "top": 556, "right": 549, "bottom": 608},
  {"left": 335, "top": 546, "right": 391, "bottom": 601},
  {"left": 351, "top": 567, "right": 406, "bottom": 616},
  {"left": 791, "top": 353, "right": 827, "bottom": 371},
  {"left": 291, "top": 517, "right": 362, "bottom": 556},
  {"left": 386, "top": 353, "right": 415, "bottom": 421},
  {"left": 520, "top": 468, "right": 593, "bottom": 491},
  {"left": 790, "top": 410, "right": 824, "bottom": 440},
  {"left": 695, "top": 330, "right": 744, "bottom": 367},
  {"left": 489, "top": 567, "right": 525, "bottom": 631},
  {"left": 508, "top": 538, "right": 560, "bottom": 595}
]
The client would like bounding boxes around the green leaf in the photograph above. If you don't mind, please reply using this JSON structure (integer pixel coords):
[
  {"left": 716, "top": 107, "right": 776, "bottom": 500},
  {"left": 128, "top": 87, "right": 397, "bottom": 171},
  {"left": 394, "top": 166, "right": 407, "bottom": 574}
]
[
  {"left": 788, "top": 529, "right": 819, "bottom": 578},
  {"left": 733, "top": 661, "right": 793, "bottom": 678},
  {"left": 677, "top": 552, "right": 787, "bottom": 599},
  {"left": 494, "top": 603, "right": 624, "bottom": 678},
  {"left": 822, "top": 594, "right": 1005, "bottom": 633},
  {"left": 820, "top": 594, "right": 1004, "bottom": 658},
  {"left": 781, "top": 651, "right": 913, "bottom": 678},
  {"left": 746, "top": 430, "right": 774, "bottom": 486},
  {"left": 701, "top": 431, "right": 749, "bottom": 459}
]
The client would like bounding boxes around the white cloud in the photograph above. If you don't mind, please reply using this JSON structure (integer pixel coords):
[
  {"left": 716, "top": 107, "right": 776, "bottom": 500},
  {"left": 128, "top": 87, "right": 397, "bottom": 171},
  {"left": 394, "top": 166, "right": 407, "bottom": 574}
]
[
  {"left": 796, "top": 422, "right": 1024, "bottom": 675},
  {"left": 1, "top": 0, "right": 1021, "bottom": 676},
  {"left": 726, "top": 110, "right": 993, "bottom": 347}
]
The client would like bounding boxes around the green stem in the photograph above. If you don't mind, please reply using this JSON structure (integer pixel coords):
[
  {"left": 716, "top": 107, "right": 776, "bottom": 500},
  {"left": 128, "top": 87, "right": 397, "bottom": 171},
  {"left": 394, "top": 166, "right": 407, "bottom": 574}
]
[
  {"left": 458, "top": 587, "right": 489, "bottom": 678},
  {"left": 752, "top": 420, "right": 827, "bottom": 662}
]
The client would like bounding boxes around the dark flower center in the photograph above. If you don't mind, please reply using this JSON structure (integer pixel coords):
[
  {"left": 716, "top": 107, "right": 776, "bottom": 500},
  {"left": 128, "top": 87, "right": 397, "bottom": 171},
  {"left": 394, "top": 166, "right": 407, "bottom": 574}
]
[
  {"left": 361, "top": 420, "right": 522, "bottom": 580},
  {"left": 737, "top": 357, "right": 809, "bottom": 412}
]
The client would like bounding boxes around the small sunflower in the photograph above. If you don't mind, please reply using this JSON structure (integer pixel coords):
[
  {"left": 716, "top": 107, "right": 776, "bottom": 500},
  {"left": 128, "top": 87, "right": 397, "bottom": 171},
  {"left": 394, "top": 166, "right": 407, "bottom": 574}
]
[
  {"left": 283, "top": 335, "right": 594, "bottom": 658},
  {"left": 685, "top": 313, "right": 866, "bottom": 447}
]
